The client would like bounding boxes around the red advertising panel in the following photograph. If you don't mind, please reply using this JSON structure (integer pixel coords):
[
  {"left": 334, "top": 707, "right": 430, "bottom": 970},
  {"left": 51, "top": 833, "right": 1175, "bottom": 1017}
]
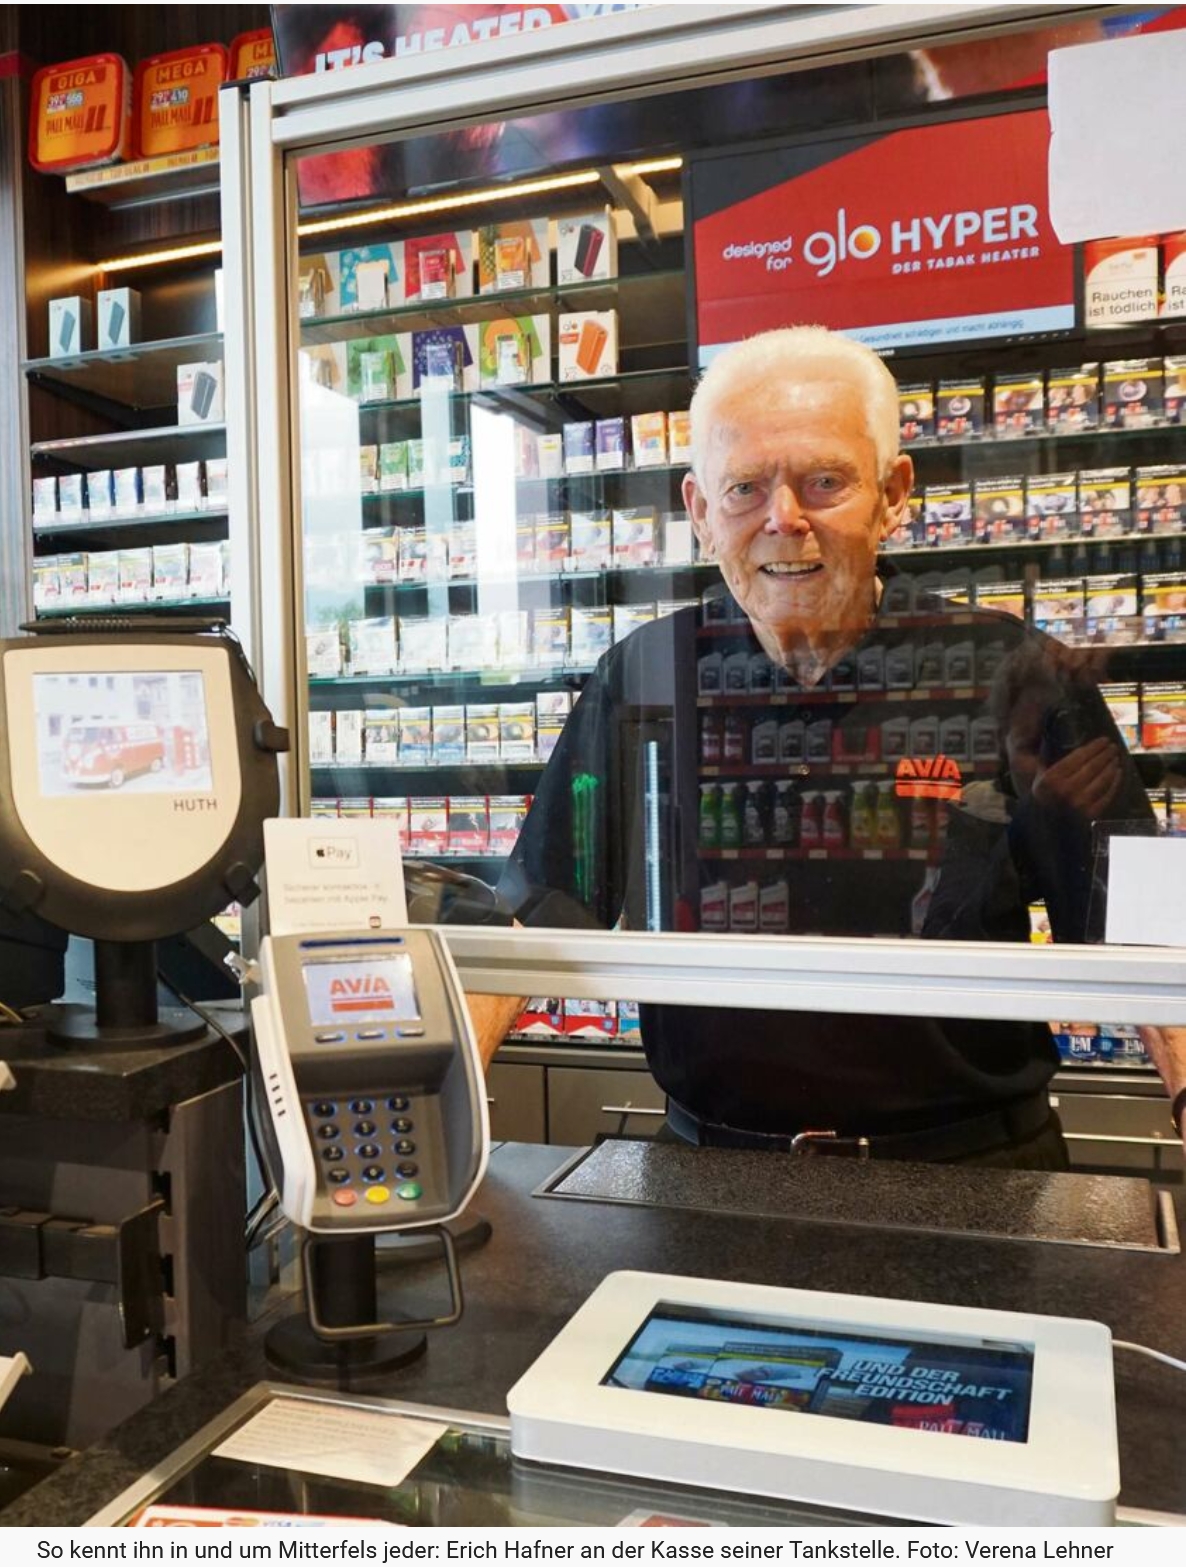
[{"left": 691, "top": 110, "right": 1076, "bottom": 361}]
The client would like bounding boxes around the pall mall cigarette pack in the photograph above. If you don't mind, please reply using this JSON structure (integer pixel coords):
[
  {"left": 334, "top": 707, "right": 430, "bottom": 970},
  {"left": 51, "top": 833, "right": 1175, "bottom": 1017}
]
[
  {"left": 29, "top": 54, "right": 132, "bottom": 173},
  {"left": 134, "top": 44, "right": 228, "bottom": 158}
]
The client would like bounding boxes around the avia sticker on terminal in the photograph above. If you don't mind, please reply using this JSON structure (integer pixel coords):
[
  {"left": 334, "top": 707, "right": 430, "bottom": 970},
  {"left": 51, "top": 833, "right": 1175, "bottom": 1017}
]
[{"left": 691, "top": 109, "right": 1075, "bottom": 359}]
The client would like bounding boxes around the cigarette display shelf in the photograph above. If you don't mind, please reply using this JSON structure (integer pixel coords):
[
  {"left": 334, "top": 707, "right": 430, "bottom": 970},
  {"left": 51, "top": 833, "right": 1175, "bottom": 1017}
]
[
  {"left": 886, "top": 530, "right": 1186, "bottom": 558},
  {"left": 33, "top": 506, "right": 228, "bottom": 540},
  {"left": 698, "top": 759, "right": 998, "bottom": 780},
  {"left": 702, "top": 845, "right": 942, "bottom": 864},
  {"left": 23, "top": 332, "right": 224, "bottom": 414},
  {"left": 696, "top": 687, "right": 991, "bottom": 708},
  {"left": 902, "top": 422, "right": 1184, "bottom": 458},
  {"left": 34, "top": 595, "right": 229, "bottom": 619},
  {"left": 310, "top": 759, "right": 545, "bottom": 778},
  {"left": 309, "top": 663, "right": 595, "bottom": 689},
  {"left": 332, "top": 365, "right": 694, "bottom": 420},
  {"left": 697, "top": 612, "right": 987, "bottom": 637},
  {"left": 350, "top": 462, "right": 693, "bottom": 507},
  {"left": 64, "top": 147, "right": 223, "bottom": 207},
  {"left": 31, "top": 422, "right": 228, "bottom": 470},
  {"left": 357, "top": 562, "right": 706, "bottom": 593},
  {"left": 300, "top": 266, "right": 686, "bottom": 348}
]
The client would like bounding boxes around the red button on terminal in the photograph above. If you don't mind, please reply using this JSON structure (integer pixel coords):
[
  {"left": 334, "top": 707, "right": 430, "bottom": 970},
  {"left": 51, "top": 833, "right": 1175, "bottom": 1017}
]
[{"left": 332, "top": 1189, "right": 358, "bottom": 1207}]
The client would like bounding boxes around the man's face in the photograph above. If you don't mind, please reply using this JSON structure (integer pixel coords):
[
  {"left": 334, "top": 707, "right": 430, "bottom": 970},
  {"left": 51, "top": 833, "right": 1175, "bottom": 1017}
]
[{"left": 682, "top": 373, "right": 913, "bottom": 655}]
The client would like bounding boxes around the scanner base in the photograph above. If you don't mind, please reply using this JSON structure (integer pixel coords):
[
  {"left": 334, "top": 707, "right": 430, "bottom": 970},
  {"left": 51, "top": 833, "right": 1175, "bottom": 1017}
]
[
  {"left": 46, "top": 1005, "right": 206, "bottom": 1052},
  {"left": 263, "top": 1314, "right": 427, "bottom": 1386}
]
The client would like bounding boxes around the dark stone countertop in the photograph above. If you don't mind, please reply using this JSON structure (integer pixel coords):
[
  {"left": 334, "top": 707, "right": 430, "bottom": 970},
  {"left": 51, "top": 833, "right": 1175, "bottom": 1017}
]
[{"left": 4, "top": 1141, "right": 1185, "bottom": 1526}]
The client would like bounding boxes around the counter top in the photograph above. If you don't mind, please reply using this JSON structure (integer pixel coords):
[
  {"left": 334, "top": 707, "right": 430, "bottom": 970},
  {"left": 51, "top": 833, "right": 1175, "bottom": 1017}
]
[{"left": 4, "top": 1141, "right": 1185, "bottom": 1526}]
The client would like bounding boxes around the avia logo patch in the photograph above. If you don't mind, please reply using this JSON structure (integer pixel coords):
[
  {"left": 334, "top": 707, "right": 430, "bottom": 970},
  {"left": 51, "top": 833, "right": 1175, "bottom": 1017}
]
[
  {"left": 895, "top": 755, "right": 964, "bottom": 801},
  {"left": 329, "top": 976, "right": 394, "bottom": 1013}
]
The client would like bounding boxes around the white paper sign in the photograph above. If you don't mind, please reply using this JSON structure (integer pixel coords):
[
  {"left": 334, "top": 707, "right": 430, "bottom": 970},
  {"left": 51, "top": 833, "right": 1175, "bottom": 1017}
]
[
  {"left": 265, "top": 817, "right": 407, "bottom": 936},
  {"left": 213, "top": 1396, "right": 445, "bottom": 1488},
  {"left": 1105, "top": 836, "right": 1186, "bottom": 947},
  {"left": 1049, "top": 30, "right": 1186, "bottom": 243}
]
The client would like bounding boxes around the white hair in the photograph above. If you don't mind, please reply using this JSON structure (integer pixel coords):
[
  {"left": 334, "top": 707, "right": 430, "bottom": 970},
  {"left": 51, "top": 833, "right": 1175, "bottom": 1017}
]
[{"left": 688, "top": 326, "right": 901, "bottom": 481}]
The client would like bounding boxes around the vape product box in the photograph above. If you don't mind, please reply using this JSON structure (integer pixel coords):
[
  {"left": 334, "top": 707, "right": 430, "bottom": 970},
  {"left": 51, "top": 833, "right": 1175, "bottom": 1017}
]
[
  {"left": 1135, "top": 465, "right": 1186, "bottom": 534},
  {"left": 334, "top": 709, "right": 364, "bottom": 766},
  {"left": 1142, "top": 683, "right": 1186, "bottom": 749},
  {"left": 187, "top": 541, "right": 224, "bottom": 599},
  {"left": 558, "top": 310, "right": 617, "bottom": 380},
  {"left": 898, "top": 382, "right": 935, "bottom": 443},
  {"left": 936, "top": 378, "right": 985, "bottom": 440},
  {"left": 306, "top": 627, "right": 343, "bottom": 679},
  {"left": 993, "top": 372, "right": 1044, "bottom": 436},
  {"left": 379, "top": 442, "right": 408, "bottom": 492},
  {"left": 1103, "top": 359, "right": 1163, "bottom": 429},
  {"left": 1085, "top": 575, "right": 1139, "bottom": 642},
  {"left": 448, "top": 522, "right": 478, "bottom": 580},
  {"left": 398, "top": 707, "right": 434, "bottom": 763},
  {"left": 631, "top": 411, "right": 668, "bottom": 468},
  {"left": 298, "top": 261, "right": 329, "bottom": 319},
  {"left": 595, "top": 417, "right": 629, "bottom": 472},
  {"left": 207, "top": 458, "right": 229, "bottom": 507},
  {"left": 141, "top": 464, "right": 172, "bottom": 513},
  {"left": 663, "top": 510, "right": 694, "bottom": 566},
  {"left": 363, "top": 711, "right": 400, "bottom": 764},
  {"left": 117, "top": 547, "right": 152, "bottom": 603},
  {"left": 1142, "top": 574, "right": 1186, "bottom": 641},
  {"left": 406, "top": 440, "right": 426, "bottom": 488},
  {"left": 404, "top": 233, "right": 474, "bottom": 302},
  {"left": 308, "top": 711, "right": 335, "bottom": 765},
  {"left": 570, "top": 606, "right": 613, "bottom": 665},
  {"left": 112, "top": 467, "right": 142, "bottom": 514},
  {"left": 972, "top": 475, "right": 1025, "bottom": 546},
  {"left": 1078, "top": 468, "right": 1131, "bottom": 537},
  {"left": 477, "top": 219, "right": 549, "bottom": 293},
  {"left": 465, "top": 704, "right": 500, "bottom": 762},
  {"left": 488, "top": 795, "right": 531, "bottom": 853},
  {"left": 477, "top": 315, "right": 550, "bottom": 387},
  {"left": 411, "top": 326, "right": 478, "bottom": 393},
  {"left": 613, "top": 603, "right": 656, "bottom": 644},
  {"left": 1046, "top": 365, "right": 1100, "bottom": 432},
  {"left": 668, "top": 411, "right": 692, "bottom": 466},
  {"left": 538, "top": 432, "right": 564, "bottom": 479},
  {"left": 32, "top": 476, "right": 57, "bottom": 522},
  {"left": 562, "top": 422, "right": 595, "bottom": 475},
  {"left": 358, "top": 445, "right": 379, "bottom": 494},
  {"left": 499, "top": 702, "right": 536, "bottom": 761},
  {"left": 432, "top": 706, "right": 465, "bottom": 764},
  {"left": 358, "top": 350, "right": 394, "bottom": 403},
  {"left": 569, "top": 509, "right": 612, "bottom": 572},
  {"left": 354, "top": 258, "right": 390, "bottom": 311},
  {"left": 532, "top": 607, "right": 570, "bottom": 666},
  {"left": 1165, "top": 232, "right": 1186, "bottom": 319},
  {"left": 152, "top": 543, "right": 189, "bottom": 601},
  {"left": 446, "top": 437, "right": 470, "bottom": 485},
  {"left": 87, "top": 550, "right": 119, "bottom": 604},
  {"left": 408, "top": 797, "right": 448, "bottom": 855},
  {"left": 97, "top": 286, "right": 140, "bottom": 350},
  {"left": 556, "top": 209, "right": 616, "bottom": 284},
  {"left": 85, "top": 470, "right": 114, "bottom": 519},
  {"left": 177, "top": 361, "right": 224, "bottom": 424},
  {"left": 535, "top": 514, "right": 569, "bottom": 574},
  {"left": 1085, "top": 236, "right": 1159, "bottom": 326},
  {"left": 1164, "top": 356, "right": 1186, "bottom": 424},
  {"left": 448, "top": 613, "right": 498, "bottom": 671},
  {"left": 398, "top": 528, "right": 430, "bottom": 583},
  {"left": 49, "top": 296, "right": 91, "bottom": 357},
  {"left": 447, "top": 797, "right": 489, "bottom": 856},
  {"left": 1024, "top": 472, "right": 1079, "bottom": 540},
  {"left": 613, "top": 506, "right": 658, "bottom": 569},
  {"left": 361, "top": 529, "right": 397, "bottom": 585},
  {"left": 923, "top": 484, "right": 972, "bottom": 546},
  {"left": 398, "top": 615, "right": 447, "bottom": 672},
  {"left": 496, "top": 609, "right": 530, "bottom": 667},
  {"left": 348, "top": 616, "right": 397, "bottom": 675},
  {"left": 1031, "top": 578, "right": 1085, "bottom": 639}
]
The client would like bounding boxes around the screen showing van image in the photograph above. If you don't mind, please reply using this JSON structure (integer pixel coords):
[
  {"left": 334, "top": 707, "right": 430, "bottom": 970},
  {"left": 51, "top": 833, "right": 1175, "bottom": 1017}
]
[{"left": 34, "top": 671, "right": 213, "bottom": 795}]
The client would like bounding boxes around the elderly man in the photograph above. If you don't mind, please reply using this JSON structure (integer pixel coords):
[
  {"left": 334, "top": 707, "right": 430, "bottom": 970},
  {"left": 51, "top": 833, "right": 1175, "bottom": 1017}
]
[{"left": 483, "top": 326, "right": 1184, "bottom": 1166}]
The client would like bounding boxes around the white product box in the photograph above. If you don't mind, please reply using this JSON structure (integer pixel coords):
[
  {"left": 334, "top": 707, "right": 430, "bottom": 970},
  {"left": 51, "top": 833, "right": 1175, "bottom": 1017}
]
[
  {"left": 175, "top": 461, "right": 204, "bottom": 511},
  {"left": 1085, "top": 238, "right": 1159, "bottom": 327},
  {"left": 558, "top": 310, "right": 618, "bottom": 380},
  {"left": 205, "top": 458, "right": 229, "bottom": 505},
  {"left": 96, "top": 287, "right": 140, "bottom": 350},
  {"left": 308, "top": 712, "right": 334, "bottom": 765},
  {"left": 177, "top": 361, "right": 225, "bottom": 424},
  {"left": 49, "top": 296, "right": 91, "bottom": 357},
  {"left": 32, "top": 477, "right": 57, "bottom": 522},
  {"left": 187, "top": 541, "right": 224, "bottom": 599},
  {"left": 334, "top": 709, "right": 364, "bottom": 765},
  {"left": 112, "top": 467, "right": 142, "bottom": 515},
  {"left": 556, "top": 209, "right": 617, "bottom": 285},
  {"left": 355, "top": 259, "right": 389, "bottom": 311},
  {"left": 477, "top": 219, "right": 550, "bottom": 293},
  {"left": 306, "top": 627, "right": 343, "bottom": 679},
  {"left": 85, "top": 470, "right": 114, "bottom": 519}
]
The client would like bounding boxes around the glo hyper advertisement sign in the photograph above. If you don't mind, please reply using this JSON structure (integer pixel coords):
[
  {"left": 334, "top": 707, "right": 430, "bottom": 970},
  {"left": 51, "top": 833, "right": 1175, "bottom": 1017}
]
[{"left": 691, "top": 110, "right": 1075, "bottom": 360}]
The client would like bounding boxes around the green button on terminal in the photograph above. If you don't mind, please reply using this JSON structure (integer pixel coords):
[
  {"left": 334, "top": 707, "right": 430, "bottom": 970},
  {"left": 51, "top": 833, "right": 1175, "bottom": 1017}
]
[{"left": 396, "top": 1181, "right": 422, "bottom": 1201}]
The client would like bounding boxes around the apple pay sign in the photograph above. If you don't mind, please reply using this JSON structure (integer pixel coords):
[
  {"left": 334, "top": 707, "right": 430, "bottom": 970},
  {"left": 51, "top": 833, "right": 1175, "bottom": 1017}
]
[{"left": 264, "top": 818, "right": 407, "bottom": 937}]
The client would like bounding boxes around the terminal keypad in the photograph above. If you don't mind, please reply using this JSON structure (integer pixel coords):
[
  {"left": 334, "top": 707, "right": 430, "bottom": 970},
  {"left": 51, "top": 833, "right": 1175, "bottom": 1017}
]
[{"left": 305, "top": 1096, "right": 421, "bottom": 1212}]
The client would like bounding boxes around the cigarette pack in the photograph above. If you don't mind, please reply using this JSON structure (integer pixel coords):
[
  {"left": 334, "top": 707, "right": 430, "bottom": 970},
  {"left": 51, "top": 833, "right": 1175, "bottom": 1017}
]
[
  {"left": 992, "top": 372, "right": 1044, "bottom": 436},
  {"left": 538, "top": 432, "right": 565, "bottom": 479},
  {"left": 398, "top": 616, "right": 447, "bottom": 673},
  {"left": 141, "top": 464, "right": 172, "bottom": 513},
  {"left": 1103, "top": 359, "right": 1163, "bottom": 429},
  {"left": 448, "top": 522, "right": 478, "bottom": 581},
  {"left": 175, "top": 461, "right": 204, "bottom": 511},
  {"left": 404, "top": 233, "right": 474, "bottom": 302},
  {"left": 532, "top": 607, "right": 570, "bottom": 666},
  {"left": 1085, "top": 575, "right": 1139, "bottom": 642},
  {"left": 1142, "top": 683, "right": 1186, "bottom": 749},
  {"left": 408, "top": 797, "right": 448, "bottom": 856},
  {"left": 334, "top": 710, "right": 364, "bottom": 765},
  {"left": 398, "top": 707, "right": 433, "bottom": 763},
  {"left": 363, "top": 710, "right": 400, "bottom": 764},
  {"left": 87, "top": 550, "right": 119, "bottom": 605},
  {"left": 935, "top": 378, "right": 985, "bottom": 440},
  {"left": 975, "top": 580, "right": 1025, "bottom": 624},
  {"left": 972, "top": 475, "right": 1025, "bottom": 546},
  {"left": 134, "top": 44, "right": 227, "bottom": 158},
  {"left": 152, "top": 543, "right": 189, "bottom": 601},
  {"left": 556, "top": 210, "right": 616, "bottom": 284},
  {"left": 562, "top": 422, "right": 595, "bottom": 475},
  {"left": 613, "top": 603, "right": 656, "bottom": 643},
  {"left": 187, "top": 541, "right": 224, "bottom": 599},
  {"left": 447, "top": 797, "right": 490, "bottom": 855},
  {"left": 30, "top": 54, "right": 131, "bottom": 174},
  {"left": 612, "top": 506, "right": 658, "bottom": 568},
  {"left": 663, "top": 511, "right": 694, "bottom": 566},
  {"left": 922, "top": 484, "right": 972, "bottom": 547},
  {"left": 535, "top": 691, "right": 571, "bottom": 762},
  {"left": 348, "top": 616, "right": 398, "bottom": 676},
  {"left": 362, "top": 530, "right": 399, "bottom": 585},
  {"left": 1046, "top": 365, "right": 1099, "bottom": 432},
  {"left": 1164, "top": 356, "right": 1186, "bottom": 425},
  {"left": 1031, "top": 578, "right": 1085, "bottom": 639},
  {"left": 448, "top": 613, "right": 498, "bottom": 671},
  {"left": 898, "top": 382, "right": 935, "bottom": 443},
  {"left": 668, "top": 411, "right": 692, "bottom": 466},
  {"left": 535, "top": 514, "right": 569, "bottom": 573},
  {"left": 1165, "top": 232, "right": 1186, "bottom": 319},
  {"left": 631, "top": 411, "right": 668, "bottom": 467},
  {"left": 563, "top": 998, "right": 618, "bottom": 1038},
  {"left": 85, "top": 470, "right": 114, "bottom": 519},
  {"left": 1078, "top": 468, "right": 1131, "bottom": 537},
  {"left": 433, "top": 706, "right": 466, "bottom": 764},
  {"left": 398, "top": 528, "right": 429, "bottom": 583},
  {"left": 58, "top": 474, "right": 84, "bottom": 519},
  {"left": 499, "top": 702, "right": 536, "bottom": 761},
  {"left": 595, "top": 417, "right": 629, "bottom": 472},
  {"left": 1024, "top": 473, "right": 1079, "bottom": 540},
  {"left": 487, "top": 795, "right": 531, "bottom": 853},
  {"left": 558, "top": 310, "right": 617, "bottom": 380},
  {"left": 466, "top": 705, "right": 501, "bottom": 762},
  {"left": 1085, "top": 236, "right": 1159, "bottom": 326},
  {"left": 32, "top": 556, "right": 60, "bottom": 611},
  {"left": 117, "top": 547, "right": 153, "bottom": 603},
  {"left": 476, "top": 219, "right": 549, "bottom": 293},
  {"left": 1135, "top": 465, "right": 1186, "bottom": 535},
  {"left": 516, "top": 520, "right": 537, "bottom": 575},
  {"left": 1142, "top": 574, "right": 1186, "bottom": 641},
  {"left": 568, "top": 510, "right": 612, "bottom": 572},
  {"left": 32, "top": 477, "right": 57, "bottom": 522},
  {"left": 205, "top": 458, "right": 229, "bottom": 506},
  {"left": 570, "top": 606, "right": 613, "bottom": 665},
  {"left": 308, "top": 712, "right": 334, "bottom": 766}
]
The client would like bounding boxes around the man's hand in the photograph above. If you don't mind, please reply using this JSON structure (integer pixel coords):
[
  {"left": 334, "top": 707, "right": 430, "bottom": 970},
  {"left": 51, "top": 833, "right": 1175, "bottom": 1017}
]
[
  {"left": 1032, "top": 737, "right": 1123, "bottom": 822},
  {"left": 465, "top": 991, "right": 529, "bottom": 1072}
]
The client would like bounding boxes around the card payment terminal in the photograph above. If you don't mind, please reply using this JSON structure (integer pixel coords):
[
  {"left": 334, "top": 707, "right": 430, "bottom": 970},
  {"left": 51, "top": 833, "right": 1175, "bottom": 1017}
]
[{"left": 252, "top": 930, "right": 488, "bottom": 1236}]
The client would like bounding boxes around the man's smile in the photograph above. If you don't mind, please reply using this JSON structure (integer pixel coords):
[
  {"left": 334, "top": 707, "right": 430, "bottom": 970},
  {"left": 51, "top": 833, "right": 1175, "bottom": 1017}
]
[{"left": 759, "top": 562, "right": 824, "bottom": 577}]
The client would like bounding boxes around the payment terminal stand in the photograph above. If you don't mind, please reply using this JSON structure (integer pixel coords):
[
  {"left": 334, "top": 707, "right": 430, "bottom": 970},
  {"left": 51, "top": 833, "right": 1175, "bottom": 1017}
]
[{"left": 252, "top": 929, "right": 489, "bottom": 1386}]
